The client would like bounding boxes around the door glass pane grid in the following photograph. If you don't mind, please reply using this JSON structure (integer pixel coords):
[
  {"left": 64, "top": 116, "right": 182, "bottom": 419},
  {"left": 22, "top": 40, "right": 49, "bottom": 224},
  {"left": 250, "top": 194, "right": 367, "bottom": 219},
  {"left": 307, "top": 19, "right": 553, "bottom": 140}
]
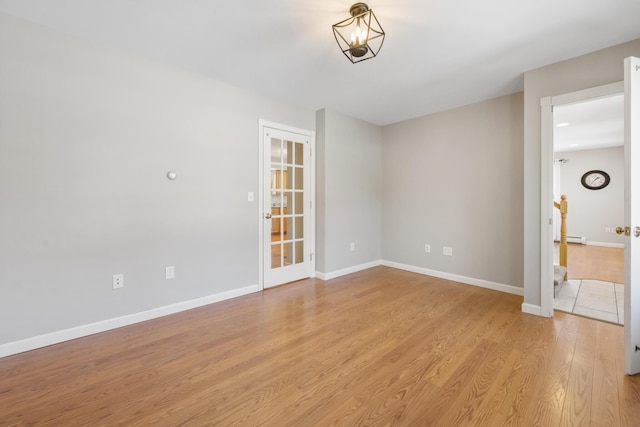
[
  {"left": 271, "top": 239, "right": 305, "bottom": 267},
  {"left": 269, "top": 138, "right": 306, "bottom": 271},
  {"left": 285, "top": 140, "right": 294, "bottom": 165},
  {"left": 294, "top": 190, "right": 304, "bottom": 214},
  {"left": 284, "top": 141, "right": 304, "bottom": 166},
  {"left": 270, "top": 136, "right": 283, "bottom": 268},
  {"left": 295, "top": 241, "right": 304, "bottom": 264}
]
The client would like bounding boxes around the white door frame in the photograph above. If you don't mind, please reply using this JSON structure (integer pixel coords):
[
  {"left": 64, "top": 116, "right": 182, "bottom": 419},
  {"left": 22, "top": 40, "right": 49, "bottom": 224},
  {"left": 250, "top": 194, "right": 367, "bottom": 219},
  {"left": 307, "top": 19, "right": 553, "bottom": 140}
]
[
  {"left": 539, "top": 81, "right": 624, "bottom": 316},
  {"left": 623, "top": 56, "right": 640, "bottom": 374},
  {"left": 258, "top": 119, "right": 316, "bottom": 290}
]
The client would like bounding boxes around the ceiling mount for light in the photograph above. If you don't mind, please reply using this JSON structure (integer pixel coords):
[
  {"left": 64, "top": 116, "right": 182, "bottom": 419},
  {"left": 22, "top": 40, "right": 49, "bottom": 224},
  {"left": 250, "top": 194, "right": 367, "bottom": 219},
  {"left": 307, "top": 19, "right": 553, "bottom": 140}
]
[{"left": 332, "top": 2, "right": 385, "bottom": 64}]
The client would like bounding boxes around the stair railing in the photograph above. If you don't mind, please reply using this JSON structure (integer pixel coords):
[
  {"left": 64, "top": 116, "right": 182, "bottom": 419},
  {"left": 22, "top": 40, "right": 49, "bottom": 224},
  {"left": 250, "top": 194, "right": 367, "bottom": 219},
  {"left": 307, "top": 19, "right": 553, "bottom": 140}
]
[{"left": 553, "top": 194, "right": 568, "bottom": 281}]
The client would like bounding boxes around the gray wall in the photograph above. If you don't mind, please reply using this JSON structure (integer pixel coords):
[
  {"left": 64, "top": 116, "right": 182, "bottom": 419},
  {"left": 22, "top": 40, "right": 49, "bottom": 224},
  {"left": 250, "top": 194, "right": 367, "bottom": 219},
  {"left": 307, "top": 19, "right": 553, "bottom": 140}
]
[
  {"left": 0, "top": 13, "right": 314, "bottom": 344},
  {"left": 555, "top": 147, "right": 624, "bottom": 245},
  {"left": 381, "top": 93, "right": 524, "bottom": 288},
  {"left": 4, "top": 9, "right": 638, "bottom": 348},
  {"left": 523, "top": 38, "right": 640, "bottom": 308},
  {"left": 316, "top": 109, "right": 382, "bottom": 274}
]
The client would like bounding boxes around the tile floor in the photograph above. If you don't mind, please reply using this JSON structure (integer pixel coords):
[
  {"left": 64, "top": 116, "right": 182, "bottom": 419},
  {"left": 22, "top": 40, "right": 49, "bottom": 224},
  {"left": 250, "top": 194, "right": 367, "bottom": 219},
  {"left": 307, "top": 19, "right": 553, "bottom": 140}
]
[{"left": 554, "top": 279, "right": 624, "bottom": 325}]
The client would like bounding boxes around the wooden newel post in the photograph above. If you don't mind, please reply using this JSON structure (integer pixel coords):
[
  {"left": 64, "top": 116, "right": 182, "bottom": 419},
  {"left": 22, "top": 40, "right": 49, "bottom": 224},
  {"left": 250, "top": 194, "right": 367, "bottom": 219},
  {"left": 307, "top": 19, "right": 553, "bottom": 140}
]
[
  {"left": 559, "top": 195, "right": 568, "bottom": 281},
  {"left": 553, "top": 195, "right": 568, "bottom": 282}
]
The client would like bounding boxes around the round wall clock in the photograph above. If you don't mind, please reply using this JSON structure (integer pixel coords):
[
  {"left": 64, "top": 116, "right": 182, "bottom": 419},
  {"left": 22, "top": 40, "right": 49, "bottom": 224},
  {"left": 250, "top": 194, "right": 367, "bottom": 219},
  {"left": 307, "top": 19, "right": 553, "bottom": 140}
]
[{"left": 581, "top": 170, "right": 610, "bottom": 190}]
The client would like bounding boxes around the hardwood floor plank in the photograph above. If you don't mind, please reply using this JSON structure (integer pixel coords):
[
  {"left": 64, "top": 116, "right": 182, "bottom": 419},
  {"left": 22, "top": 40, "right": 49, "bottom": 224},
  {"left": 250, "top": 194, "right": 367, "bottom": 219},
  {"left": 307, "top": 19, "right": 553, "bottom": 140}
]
[
  {"left": 439, "top": 303, "right": 546, "bottom": 426},
  {"left": 591, "top": 321, "right": 621, "bottom": 426},
  {"left": 0, "top": 266, "right": 636, "bottom": 426},
  {"left": 524, "top": 312, "right": 581, "bottom": 426},
  {"left": 482, "top": 316, "right": 559, "bottom": 425},
  {"left": 560, "top": 316, "right": 596, "bottom": 426},
  {"left": 556, "top": 242, "right": 624, "bottom": 284}
]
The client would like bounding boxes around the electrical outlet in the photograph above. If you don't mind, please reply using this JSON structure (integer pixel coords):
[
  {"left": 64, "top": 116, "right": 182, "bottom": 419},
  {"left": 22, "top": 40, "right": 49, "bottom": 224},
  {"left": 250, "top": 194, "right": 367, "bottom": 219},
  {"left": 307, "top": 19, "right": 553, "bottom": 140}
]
[
  {"left": 350, "top": 242, "right": 355, "bottom": 252},
  {"left": 443, "top": 246, "right": 453, "bottom": 256},
  {"left": 113, "top": 274, "right": 124, "bottom": 289},
  {"left": 166, "top": 266, "right": 175, "bottom": 280},
  {"left": 247, "top": 192, "right": 254, "bottom": 202},
  {"left": 425, "top": 244, "right": 431, "bottom": 253}
]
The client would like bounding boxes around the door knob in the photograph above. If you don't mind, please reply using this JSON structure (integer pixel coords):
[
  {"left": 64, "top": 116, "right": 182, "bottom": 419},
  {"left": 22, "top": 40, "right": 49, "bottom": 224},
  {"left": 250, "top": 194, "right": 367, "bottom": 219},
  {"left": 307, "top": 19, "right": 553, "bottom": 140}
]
[
  {"left": 265, "top": 213, "right": 272, "bottom": 219},
  {"left": 616, "top": 226, "right": 631, "bottom": 236},
  {"left": 636, "top": 226, "right": 640, "bottom": 237}
]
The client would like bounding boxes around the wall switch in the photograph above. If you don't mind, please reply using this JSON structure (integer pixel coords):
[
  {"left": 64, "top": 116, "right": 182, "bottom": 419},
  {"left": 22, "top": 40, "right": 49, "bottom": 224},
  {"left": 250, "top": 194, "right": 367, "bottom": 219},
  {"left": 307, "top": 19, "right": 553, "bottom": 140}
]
[
  {"left": 166, "top": 266, "right": 175, "bottom": 280},
  {"left": 350, "top": 242, "right": 355, "bottom": 252},
  {"left": 443, "top": 246, "right": 453, "bottom": 256},
  {"left": 113, "top": 274, "right": 124, "bottom": 289},
  {"left": 247, "top": 192, "right": 254, "bottom": 202},
  {"left": 425, "top": 244, "right": 431, "bottom": 253}
]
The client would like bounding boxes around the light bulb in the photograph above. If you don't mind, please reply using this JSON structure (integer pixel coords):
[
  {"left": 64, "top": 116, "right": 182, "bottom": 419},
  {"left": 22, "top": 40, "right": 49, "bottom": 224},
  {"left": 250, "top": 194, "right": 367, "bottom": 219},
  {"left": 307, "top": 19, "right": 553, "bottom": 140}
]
[
  {"left": 359, "top": 28, "right": 367, "bottom": 44},
  {"left": 348, "top": 15, "right": 370, "bottom": 57},
  {"left": 351, "top": 23, "right": 367, "bottom": 46}
]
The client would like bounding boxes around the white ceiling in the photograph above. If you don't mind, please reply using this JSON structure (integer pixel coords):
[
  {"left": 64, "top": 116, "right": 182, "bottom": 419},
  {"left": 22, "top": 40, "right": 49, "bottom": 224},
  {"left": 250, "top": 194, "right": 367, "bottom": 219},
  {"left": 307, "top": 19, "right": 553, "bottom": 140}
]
[
  {"left": 554, "top": 94, "right": 624, "bottom": 153},
  {"left": 1, "top": 0, "right": 639, "bottom": 125}
]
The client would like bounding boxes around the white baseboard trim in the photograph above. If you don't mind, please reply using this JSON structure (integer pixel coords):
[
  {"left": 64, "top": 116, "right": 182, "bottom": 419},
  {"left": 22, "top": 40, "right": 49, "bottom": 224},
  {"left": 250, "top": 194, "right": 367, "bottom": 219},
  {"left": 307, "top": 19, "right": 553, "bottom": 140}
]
[
  {"left": 586, "top": 241, "right": 624, "bottom": 248},
  {"left": 316, "top": 260, "right": 382, "bottom": 281},
  {"left": 381, "top": 260, "right": 525, "bottom": 296},
  {"left": 521, "top": 303, "right": 543, "bottom": 316},
  {"left": 0, "top": 284, "right": 260, "bottom": 359}
]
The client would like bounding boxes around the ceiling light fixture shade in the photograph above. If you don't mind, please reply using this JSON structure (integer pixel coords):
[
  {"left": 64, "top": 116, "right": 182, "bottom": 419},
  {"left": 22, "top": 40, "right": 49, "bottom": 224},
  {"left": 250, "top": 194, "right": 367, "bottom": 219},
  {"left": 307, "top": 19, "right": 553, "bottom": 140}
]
[{"left": 332, "top": 3, "right": 385, "bottom": 64}]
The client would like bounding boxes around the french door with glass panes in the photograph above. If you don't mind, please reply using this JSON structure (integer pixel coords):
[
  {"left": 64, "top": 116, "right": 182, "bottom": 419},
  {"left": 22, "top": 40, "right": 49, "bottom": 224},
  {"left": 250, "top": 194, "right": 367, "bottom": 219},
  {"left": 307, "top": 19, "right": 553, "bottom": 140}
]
[{"left": 262, "top": 124, "right": 313, "bottom": 288}]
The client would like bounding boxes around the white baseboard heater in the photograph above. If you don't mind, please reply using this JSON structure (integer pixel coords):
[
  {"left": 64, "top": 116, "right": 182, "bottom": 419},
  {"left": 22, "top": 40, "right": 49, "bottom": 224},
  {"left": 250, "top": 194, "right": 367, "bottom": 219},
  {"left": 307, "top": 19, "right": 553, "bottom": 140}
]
[{"left": 566, "top": 236, "right": 586, "bottom": 244}]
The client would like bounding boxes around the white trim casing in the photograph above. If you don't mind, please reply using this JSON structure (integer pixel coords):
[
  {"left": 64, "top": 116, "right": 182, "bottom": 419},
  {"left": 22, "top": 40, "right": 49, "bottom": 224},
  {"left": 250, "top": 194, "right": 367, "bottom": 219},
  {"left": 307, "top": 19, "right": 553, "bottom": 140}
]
[
  {"left": 538, "top": 81, "right": 624, "bottom": 319},
  {"left": 521, "top": 303, "right": 543, "bottom": 316},
  {"left": 540, "top": 96, "right": 554, "bottom": 317},
  {"left": 318, "top": 260, "right": 524, "bottom": 296},
  {"left": 586, "top": 241, "right": 625, "bottom": 248},
  {"left": 258, "top": 119, "right": 316, "bottom": 289},
  {"left": 383, "top": 261, "right": 524, "bottom": 296},
  {"left": 3, "top": 260, "right": 527, "bottom": 359},
  {"left": 0, "top": 284, "right": 260, "bottom": 359},
  {"left": 315, "top": 261, "right": 382, "bottom": 281}
]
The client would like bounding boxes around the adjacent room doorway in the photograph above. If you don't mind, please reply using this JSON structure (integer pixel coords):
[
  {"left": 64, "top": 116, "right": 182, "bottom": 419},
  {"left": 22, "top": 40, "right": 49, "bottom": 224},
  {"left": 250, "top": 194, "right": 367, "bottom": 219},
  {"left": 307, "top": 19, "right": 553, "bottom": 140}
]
[
  {"left": 552, "top": 94, "right": 625, "bottom": 324},
  {"left": 259, "top": 120, "right": 315, "bottom": 289},
  {"left": 540, "top": 56, "right": 640, "bottom": 375}
]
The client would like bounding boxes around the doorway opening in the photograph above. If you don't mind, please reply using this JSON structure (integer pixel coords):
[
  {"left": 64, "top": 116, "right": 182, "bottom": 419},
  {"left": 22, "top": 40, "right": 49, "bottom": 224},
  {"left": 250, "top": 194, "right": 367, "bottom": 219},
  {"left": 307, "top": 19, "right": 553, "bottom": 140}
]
[
  {"left": 552, "top": 94, "right": 625, "bottom": 324},
  {"left": 258, "top": 120, "right": 316, "bottom": 289},
  {"left": 539, "top": 81, "right": 623, "bottom": 318}
]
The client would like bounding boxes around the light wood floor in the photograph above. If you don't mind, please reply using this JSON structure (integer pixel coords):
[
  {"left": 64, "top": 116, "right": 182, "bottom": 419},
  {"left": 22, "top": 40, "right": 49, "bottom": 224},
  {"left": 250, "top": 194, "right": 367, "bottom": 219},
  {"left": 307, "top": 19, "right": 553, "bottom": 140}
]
[
  {"left": 556, "top": 242, "right": 625, "bottom": 284},
  {"left": 1, "top": 267, "right": 639, "bottom": 426}
]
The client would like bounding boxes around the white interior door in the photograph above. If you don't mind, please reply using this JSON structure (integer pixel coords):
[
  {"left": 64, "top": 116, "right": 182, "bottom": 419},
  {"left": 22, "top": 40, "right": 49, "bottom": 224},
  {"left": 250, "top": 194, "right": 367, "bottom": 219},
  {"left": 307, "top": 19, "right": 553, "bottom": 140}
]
[
  {"left": 624, "top": 56, "right": 640, "bottom": 375},
  {"left": 261, "top": 123, "right": 313, "bottom": 288}
]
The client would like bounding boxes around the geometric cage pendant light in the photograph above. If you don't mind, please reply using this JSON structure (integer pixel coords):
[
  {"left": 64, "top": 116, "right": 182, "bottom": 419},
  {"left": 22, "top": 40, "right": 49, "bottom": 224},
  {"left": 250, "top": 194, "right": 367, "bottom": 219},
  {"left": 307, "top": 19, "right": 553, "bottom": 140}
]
[{"left": 332, "top": 3, "right": 385, "bottom": 63}]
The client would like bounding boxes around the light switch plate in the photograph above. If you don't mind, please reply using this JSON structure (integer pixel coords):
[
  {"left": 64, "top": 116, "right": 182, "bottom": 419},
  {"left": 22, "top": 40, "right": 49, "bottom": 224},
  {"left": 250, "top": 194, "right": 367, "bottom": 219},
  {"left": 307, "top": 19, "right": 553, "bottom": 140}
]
[{"left": 166, "top": 266, "right": 175, "bottom": 280}]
